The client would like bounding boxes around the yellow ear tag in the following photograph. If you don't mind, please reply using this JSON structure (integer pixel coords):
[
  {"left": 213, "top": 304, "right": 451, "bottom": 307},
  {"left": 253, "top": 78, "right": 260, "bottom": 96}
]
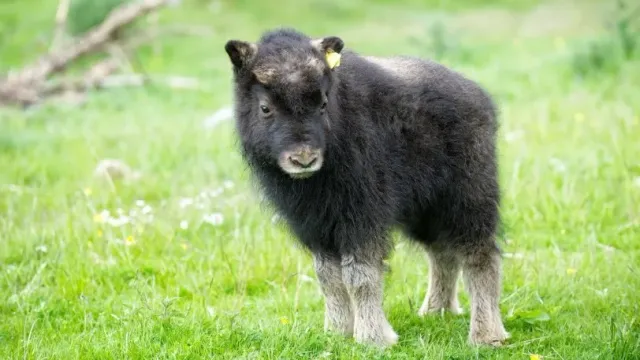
[{"left": 325, "top": 50, "right": 341, "bottom": 69}]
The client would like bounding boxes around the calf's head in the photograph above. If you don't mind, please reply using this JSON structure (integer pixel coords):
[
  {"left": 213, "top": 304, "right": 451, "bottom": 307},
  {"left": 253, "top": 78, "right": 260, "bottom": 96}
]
[{"left": 224, "top": 29, "right": 344, "bottom": 179}]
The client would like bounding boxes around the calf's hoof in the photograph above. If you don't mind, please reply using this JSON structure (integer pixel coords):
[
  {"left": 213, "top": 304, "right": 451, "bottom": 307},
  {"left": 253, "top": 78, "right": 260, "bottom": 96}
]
[
  {"left": 354, "top": 322, "right": 399, "bottom": 347},
  {"left": 469, "top": 329, "right": 510, "bottom": 347}
]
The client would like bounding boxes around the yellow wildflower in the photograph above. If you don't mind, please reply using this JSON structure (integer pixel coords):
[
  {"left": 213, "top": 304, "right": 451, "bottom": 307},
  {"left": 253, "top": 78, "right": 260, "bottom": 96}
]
[
  {"left": 125, "top": 235, "right": 136, "bottom": 246},
  {"left": 280, "top": 316, "right": 290, "bottom": 325},
  {"left": 567, "top": 268, "right": 577, "bottom": 275}
]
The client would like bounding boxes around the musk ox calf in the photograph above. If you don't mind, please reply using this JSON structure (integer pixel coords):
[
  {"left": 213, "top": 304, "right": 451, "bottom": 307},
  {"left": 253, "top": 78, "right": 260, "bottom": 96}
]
[{"left": 224, "top": 28, "right": 509, "bottom": 347}]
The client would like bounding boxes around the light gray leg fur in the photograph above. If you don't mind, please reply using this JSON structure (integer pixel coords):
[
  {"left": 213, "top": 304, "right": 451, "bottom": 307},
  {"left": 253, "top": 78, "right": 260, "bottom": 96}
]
[
  {"left": 418, "top": 248, "right": 463, "bottom": 316},
  {"left": 461, "top": 248, "right": 509, "bottom": 346},
  {"left": 341, "top": 255, "right": 398, "bottom": 347},
  {"left": 313, "top": 254, "right": 354, "bottom": 336}
]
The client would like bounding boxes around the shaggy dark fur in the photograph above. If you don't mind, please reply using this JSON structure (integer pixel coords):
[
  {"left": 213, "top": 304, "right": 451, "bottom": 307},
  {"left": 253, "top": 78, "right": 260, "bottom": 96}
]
[{"left": 224, "top": 28, "right": 508, "bottom": 347}]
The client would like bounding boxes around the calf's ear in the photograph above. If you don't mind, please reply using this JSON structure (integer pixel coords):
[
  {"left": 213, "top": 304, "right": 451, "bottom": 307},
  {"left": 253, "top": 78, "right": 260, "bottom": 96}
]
[
  {"left": 224, "top": 40, "right": 257, "bottom": 69},
  {"left": 311, "top": 36, "right": 345, "bottom": 54}
]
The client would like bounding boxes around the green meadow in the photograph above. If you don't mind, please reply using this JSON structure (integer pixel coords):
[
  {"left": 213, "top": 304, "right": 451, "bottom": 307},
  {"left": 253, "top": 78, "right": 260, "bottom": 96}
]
[{"left": 1, "top": 0, "right": 639, "bottom": 358}]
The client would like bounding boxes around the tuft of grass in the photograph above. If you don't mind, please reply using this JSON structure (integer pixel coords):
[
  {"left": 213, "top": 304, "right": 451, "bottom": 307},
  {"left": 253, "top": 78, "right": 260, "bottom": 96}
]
[
  {"left": 408, "top": 21, "right": 470, "bottom": 62},
  {"left": 67, "top": 0, "right": 132, "bottom": 36},
  {"left": 571, "top": 0, "right": 640, "bottom": 78}
]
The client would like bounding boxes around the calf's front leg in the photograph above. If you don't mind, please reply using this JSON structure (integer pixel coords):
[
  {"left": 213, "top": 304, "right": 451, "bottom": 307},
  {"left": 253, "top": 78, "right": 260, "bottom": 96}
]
[
  {"left": 341, "top": 254, "right": 398, "bottom": 347},
  {"left": 313, "top": 253, "right": 354, "bottom": 336}
]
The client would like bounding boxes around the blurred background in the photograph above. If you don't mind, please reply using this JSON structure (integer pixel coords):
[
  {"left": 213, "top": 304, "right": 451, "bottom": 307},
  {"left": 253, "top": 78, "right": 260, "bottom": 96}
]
[{"left": 1, "top": 0, "right": 639, "bottom": 358}]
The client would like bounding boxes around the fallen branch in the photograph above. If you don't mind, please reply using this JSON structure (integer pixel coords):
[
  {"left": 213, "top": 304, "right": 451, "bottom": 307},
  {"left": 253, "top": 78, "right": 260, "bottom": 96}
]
[
  {"left": 0, "top": 0, "right": 172, "bottom": 107},
  {"left": 47, "top": 71, "right": 204, "bottom": 96},
  {"left": 43, "top": 57, "right": 123, "bottom": 95},
  {"left": 42, "top": 26, "right": 208, "bottom": 96}
]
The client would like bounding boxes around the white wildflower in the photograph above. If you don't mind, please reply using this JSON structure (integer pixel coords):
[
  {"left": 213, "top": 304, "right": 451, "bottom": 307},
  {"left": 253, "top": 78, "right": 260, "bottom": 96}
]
[
  {"left": 549, "top": 157, "right": 566, "bottom": 173},
  {"left": 141, "top": 205, "right": 152, "bottom": 215},
  {"left": 180, "top": 220, "right": 189, "bottom": 230},
  {"left": 179, "top": 197, "right": 194, "bottom": 208},
  {"left": 197, "top": 191, "right": 208, "bottom": 200},
  {"left": 89, "top": 252, "right": 117, "bottom": 266},
  {"left": 299, "top": 274, "right": 314, "bottom": 283},
  {"left": 107, "top": 215, "right": 130, "bottom": 227},
  {"left": 135, "top": 200, "right": 145, "bottom": 207},
  {"left": 94, "top": 209, "right": 111, "bottom": 223},
  {"left": 223, "top": 180, "right": 234, "bottom": 189},
  {"left": 93, "top": 158, "right": 141, "bottom": 182},
  {"left": 203, "top": 213, "right": 224, "bottom": 226},
  {"left": 35, "top": 245, "right": 48, "bottom": 253},
  {"left": 208, "top": 188, "right": 223, "bottom": 198},
  {"left": 505, "top": 130, "right": 524, "bottom": 143}
]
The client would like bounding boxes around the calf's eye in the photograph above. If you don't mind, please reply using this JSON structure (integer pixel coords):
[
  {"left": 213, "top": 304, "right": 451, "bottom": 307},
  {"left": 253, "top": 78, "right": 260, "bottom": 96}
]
[{"left": 260, "top": 105, "right": 271, "bottom": 114}]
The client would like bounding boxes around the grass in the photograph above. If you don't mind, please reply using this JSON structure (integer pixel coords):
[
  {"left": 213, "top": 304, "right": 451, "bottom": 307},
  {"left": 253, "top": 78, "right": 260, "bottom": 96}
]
[{"left": 1, "top": 0, "right": 640, "bottom": 358}]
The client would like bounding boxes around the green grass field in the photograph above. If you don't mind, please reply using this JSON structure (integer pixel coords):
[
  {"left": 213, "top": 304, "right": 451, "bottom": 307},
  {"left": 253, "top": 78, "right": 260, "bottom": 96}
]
[{"left": 1, "top": 0, "right": 640, "bottom": 358}]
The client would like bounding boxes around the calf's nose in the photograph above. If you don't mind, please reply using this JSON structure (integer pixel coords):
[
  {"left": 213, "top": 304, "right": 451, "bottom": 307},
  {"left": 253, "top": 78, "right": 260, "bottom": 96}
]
[{"left": 288, "top": 147, "right": 319, "bottom": 168}]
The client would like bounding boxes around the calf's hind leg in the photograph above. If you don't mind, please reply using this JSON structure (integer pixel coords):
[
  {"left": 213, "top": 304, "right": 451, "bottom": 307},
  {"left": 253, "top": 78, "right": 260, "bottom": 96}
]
[
  {"left": 418, "top": 246, "right": 462, "bottom": 316},
  {"left": 461, "top": 244, "right": 509, "bottom": 346}
]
